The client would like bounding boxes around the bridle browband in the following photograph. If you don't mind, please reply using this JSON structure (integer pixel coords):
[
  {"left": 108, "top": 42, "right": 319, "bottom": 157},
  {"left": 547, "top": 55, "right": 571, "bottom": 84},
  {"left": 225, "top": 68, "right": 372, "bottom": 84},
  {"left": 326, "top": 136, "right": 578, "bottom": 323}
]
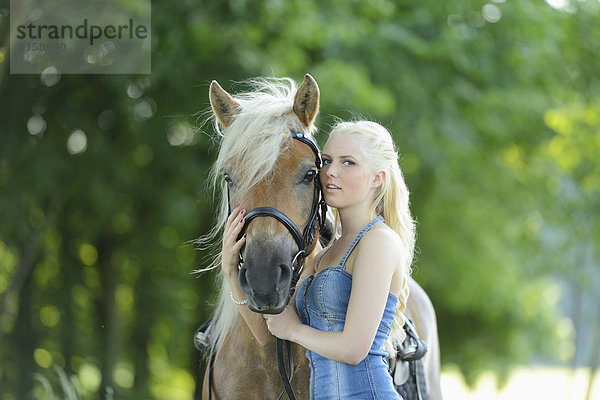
[{"left": 214, "top": 130, "right": 326, "bottom": 400}]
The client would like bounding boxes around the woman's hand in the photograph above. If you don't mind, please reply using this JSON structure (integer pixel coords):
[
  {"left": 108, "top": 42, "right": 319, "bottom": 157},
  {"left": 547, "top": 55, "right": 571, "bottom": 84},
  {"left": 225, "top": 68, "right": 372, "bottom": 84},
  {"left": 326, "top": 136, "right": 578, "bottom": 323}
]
[
  {"left": 264, "top": 305, "right": 302, "bottom": 341},
  {"left": 221, "top": 204, "right": 246, "bottom": 279}
]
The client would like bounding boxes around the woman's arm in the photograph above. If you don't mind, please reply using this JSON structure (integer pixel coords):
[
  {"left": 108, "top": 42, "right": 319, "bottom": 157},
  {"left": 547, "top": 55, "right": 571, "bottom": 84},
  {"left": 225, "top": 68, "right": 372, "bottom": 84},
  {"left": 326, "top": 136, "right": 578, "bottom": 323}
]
[
  {"left": 265, "top": 229, "right": 401, "bottom": 365},
  {"left": 222, "top": 205, "right": 274, "bottom": 346}
]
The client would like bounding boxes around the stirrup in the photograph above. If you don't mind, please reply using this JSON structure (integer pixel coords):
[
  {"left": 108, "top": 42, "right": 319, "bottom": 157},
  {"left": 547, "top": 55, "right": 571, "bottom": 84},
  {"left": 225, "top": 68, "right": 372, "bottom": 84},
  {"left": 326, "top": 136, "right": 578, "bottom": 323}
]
[
  {"left": 194, "top": 318, "right": 213, "bottom": 353},
  {"left": 397, "top": 319, "right": 428, "bottom": 362}
]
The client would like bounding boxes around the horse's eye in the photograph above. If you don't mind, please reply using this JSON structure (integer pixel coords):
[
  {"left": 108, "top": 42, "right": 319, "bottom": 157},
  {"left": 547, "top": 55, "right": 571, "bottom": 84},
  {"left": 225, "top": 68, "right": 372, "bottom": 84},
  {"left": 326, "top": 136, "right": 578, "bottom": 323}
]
[
  {"left": 224, "top": 173, "right": 232, "bottom": 184},
  {"left": 303, "top": 170, "right": 317, "bottom": 183}
]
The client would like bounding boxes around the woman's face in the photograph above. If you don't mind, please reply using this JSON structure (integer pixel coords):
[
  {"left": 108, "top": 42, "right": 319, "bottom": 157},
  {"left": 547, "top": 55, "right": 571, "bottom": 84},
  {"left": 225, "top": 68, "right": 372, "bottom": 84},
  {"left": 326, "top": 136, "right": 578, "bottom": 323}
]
[{"left": 320, "top": 133, "right": 378, "bottom": 210}]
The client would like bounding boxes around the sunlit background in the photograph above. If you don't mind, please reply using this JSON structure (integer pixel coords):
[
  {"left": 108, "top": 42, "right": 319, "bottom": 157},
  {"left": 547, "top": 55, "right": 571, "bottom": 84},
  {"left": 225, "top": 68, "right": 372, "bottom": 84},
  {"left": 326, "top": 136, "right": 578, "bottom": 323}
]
[{"left": 1, "top": 0, "right": 599, "bottom": 399}]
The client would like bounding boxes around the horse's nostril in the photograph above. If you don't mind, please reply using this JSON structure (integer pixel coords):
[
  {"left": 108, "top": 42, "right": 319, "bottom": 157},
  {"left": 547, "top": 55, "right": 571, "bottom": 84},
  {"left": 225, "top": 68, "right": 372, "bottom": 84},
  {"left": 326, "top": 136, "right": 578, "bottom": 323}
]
[
  {"left": 279, "top": 263, "right": 291, "bottom": 283},
  {"left": 238, "top": 267, "right": 250, "bottom": 293}
]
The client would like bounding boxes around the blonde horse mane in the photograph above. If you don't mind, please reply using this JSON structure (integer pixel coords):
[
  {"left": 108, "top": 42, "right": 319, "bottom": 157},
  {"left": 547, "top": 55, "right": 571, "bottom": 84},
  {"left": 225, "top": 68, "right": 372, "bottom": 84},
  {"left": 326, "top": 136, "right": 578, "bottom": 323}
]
[{"left": 195, "top": 77, "right": 317, "bottom": 353}]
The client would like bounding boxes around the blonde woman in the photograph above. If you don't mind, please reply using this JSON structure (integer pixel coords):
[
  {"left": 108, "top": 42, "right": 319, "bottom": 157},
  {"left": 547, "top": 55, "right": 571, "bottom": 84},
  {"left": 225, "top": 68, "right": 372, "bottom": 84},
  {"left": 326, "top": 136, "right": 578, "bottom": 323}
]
[{"left": 225, "top": 120, "right": 415, "bottom": 399}]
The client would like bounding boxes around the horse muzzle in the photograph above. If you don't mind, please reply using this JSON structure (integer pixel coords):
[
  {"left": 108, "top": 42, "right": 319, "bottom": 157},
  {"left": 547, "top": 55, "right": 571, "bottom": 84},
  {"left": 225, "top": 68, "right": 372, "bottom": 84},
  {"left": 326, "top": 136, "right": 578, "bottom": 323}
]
[{"left": 237, "top": 240, "right": 295, "bottom": 314}]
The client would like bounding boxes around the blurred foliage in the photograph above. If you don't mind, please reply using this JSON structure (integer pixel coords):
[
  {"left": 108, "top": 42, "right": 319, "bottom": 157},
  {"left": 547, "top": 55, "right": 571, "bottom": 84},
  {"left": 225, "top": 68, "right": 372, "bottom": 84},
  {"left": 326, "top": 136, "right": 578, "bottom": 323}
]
[{"left": 1, "top": 0, "right": 599, "bottom": 398}]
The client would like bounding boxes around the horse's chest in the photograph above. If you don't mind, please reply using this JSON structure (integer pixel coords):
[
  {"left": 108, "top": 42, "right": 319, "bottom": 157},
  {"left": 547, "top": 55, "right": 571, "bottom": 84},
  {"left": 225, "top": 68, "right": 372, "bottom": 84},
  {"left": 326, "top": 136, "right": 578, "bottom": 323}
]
[{"left": 213, "top": 342, "right": 309, "bottom": 399}]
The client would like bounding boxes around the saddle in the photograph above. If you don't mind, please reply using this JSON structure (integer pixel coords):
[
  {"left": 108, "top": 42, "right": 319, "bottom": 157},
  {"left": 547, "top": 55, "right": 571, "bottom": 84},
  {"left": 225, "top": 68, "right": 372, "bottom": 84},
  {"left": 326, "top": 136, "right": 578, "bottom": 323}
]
[{"left": 390, "top": 319, "right": 429, "bottom": 400}]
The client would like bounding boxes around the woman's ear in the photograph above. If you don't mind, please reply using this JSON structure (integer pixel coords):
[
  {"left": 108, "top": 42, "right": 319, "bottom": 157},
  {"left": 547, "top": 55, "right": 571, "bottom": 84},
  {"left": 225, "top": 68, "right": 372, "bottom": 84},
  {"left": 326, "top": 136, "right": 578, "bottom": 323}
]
[{"left": 371, "top": 171, "right": 385, "bottom": 189}]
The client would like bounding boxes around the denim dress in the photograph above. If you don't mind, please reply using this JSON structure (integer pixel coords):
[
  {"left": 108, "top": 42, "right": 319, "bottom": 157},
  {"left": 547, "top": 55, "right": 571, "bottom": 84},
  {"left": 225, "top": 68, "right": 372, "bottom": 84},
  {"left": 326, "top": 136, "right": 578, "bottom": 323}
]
[{"left": 296, "top": 216, "right": 402, "bottom": 400}]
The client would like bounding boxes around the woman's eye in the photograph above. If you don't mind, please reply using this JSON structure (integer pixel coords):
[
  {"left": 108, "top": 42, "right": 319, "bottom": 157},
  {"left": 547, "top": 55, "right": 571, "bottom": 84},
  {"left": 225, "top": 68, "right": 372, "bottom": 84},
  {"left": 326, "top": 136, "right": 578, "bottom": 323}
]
[
  {"left": 342, "top": 160, "right": 355, "bottom": 166},
  {"left": 322, "top": 159, "right": 331, "bottom": 165},
  {"left": 303, "top": 170, "right": 317, "bottom": 182}
]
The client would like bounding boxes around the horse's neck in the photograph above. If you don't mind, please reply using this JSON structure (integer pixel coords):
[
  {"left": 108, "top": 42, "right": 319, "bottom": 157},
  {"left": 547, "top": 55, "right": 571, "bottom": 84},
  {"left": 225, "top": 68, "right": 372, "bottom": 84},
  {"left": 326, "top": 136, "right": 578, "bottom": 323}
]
[
  {"left": 213, "top": 316, "right": 308, "bottom": 399},
  {"left": 229, "top": 315, "right": 275, "bottom": 358},
  {"left": 216, "top": 314, "right": 307, "bottom": 387}
]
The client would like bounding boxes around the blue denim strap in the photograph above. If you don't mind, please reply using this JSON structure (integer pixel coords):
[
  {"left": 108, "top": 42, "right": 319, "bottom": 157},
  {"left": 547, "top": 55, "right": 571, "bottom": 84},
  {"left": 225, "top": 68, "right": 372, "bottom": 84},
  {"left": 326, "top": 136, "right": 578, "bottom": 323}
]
[{"left": 339, "top": 215, "right": 384, "bottom": 268}]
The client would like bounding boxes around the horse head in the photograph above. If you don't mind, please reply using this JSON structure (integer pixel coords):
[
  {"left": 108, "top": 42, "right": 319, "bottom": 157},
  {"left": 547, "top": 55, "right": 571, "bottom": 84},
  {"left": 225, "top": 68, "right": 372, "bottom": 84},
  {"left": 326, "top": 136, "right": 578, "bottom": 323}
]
[{"left": 209, "top": 74, "right": 322, "bottom": 314}]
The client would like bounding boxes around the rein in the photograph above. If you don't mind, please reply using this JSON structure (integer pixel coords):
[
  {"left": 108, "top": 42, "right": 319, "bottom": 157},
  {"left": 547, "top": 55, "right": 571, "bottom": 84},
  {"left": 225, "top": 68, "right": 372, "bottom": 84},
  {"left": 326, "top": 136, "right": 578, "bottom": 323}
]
[{"left": 208, "top": 130, "right": 326, "bottom": 400}]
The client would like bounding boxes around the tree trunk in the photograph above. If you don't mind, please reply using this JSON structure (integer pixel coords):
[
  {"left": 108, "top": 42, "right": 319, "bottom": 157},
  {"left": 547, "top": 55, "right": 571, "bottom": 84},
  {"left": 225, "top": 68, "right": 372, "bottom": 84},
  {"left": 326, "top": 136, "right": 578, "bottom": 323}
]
[
  {"left": 0, "top": 239, "right": 41, "bottom": 340},
  {"left": 98, "top": 236, "right": 119, "bottom": 399}
]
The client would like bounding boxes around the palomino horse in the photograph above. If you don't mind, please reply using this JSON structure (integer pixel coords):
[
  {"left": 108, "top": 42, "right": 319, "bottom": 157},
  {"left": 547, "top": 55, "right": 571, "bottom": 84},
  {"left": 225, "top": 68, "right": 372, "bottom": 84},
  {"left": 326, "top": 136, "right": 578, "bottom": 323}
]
[{"left": 197, "top": 74, "right": 442, "bottom": 399}]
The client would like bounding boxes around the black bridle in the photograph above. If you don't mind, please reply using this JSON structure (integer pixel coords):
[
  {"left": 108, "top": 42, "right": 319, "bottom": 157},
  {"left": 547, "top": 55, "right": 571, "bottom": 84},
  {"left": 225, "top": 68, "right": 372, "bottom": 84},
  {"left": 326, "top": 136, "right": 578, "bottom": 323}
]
[
  {"left": 212, "top": 130, "right": 326, "bottom": 400},
  {"left": 228, "top": 131, "right": 326, "bottom": 298}
]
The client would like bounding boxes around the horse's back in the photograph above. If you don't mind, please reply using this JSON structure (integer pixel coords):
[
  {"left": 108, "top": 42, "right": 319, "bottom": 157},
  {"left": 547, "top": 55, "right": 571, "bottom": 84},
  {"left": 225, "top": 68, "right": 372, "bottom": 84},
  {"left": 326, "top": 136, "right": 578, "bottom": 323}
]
[{"left": 406, "top": 276, "right": 443, "bottom": 400}]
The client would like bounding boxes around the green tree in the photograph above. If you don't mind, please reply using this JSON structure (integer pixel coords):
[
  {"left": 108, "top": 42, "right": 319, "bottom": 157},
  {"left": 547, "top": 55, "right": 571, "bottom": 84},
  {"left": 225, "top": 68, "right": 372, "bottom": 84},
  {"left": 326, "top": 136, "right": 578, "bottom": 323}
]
[{"left": 1, "top": 0, "right": 599, "bottom": 398}]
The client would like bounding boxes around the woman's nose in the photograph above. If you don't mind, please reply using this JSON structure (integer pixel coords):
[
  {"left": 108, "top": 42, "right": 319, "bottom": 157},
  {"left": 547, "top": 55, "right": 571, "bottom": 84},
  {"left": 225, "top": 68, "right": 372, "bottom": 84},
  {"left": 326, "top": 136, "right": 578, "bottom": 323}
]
[{"left": 324, "top": 164, "right": 337, "bottom": 177}]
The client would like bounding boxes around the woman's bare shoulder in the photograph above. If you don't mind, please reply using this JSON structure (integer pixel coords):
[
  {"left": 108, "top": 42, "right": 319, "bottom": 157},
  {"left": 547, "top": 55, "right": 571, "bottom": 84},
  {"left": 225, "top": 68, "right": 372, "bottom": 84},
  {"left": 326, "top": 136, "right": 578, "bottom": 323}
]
[{"left": 358, "top": 224, "right": 402, "bottom": 257}]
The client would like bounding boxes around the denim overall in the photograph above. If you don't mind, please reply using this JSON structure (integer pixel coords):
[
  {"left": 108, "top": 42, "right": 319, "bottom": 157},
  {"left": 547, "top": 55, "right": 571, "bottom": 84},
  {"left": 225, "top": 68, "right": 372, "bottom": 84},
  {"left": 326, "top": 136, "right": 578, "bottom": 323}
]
[{"left": 296, "top": 216, "right": 401, "bottom": 399}]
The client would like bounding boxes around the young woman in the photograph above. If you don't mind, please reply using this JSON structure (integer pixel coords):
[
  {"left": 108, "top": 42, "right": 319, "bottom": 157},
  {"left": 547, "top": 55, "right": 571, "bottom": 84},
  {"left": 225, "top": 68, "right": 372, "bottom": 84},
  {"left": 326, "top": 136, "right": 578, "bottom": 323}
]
[{"left": 223, "top": 120, "right": 416, "bottom": 399}]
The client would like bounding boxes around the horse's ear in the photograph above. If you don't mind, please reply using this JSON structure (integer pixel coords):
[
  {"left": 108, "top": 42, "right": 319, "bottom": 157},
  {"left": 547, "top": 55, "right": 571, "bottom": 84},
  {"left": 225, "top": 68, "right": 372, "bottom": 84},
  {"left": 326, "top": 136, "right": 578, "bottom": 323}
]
[
  {"left": 210, "top": 80, "right": 241, "bottom": 128},
  {"left": 293, "top": 74, "right": 320, "bottom": 128}
]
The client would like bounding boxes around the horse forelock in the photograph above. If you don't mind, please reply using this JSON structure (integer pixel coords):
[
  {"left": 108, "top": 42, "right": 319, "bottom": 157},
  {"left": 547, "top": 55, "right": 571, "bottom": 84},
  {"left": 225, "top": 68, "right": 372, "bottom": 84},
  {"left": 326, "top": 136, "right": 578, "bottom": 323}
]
[
  {"left": 210, "top": 78, "right": 317, "bottom": 195},
  {"left": 204, "top": 77, "right": 317, "bottom": 353}
]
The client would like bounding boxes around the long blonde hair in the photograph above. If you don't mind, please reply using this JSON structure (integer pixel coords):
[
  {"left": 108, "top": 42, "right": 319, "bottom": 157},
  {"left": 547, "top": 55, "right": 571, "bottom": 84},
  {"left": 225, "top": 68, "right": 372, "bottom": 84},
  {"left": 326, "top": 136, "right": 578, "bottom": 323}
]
[{"left": 328, "top": 120, "right": 416, "bottom": 355}]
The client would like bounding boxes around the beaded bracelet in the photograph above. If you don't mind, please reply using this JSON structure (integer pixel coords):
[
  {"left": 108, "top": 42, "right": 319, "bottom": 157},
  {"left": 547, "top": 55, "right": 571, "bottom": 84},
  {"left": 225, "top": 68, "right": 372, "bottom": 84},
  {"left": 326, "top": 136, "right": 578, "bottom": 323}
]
[{"left": 230, "top": 291, "right": 247, "bottom": 305}]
